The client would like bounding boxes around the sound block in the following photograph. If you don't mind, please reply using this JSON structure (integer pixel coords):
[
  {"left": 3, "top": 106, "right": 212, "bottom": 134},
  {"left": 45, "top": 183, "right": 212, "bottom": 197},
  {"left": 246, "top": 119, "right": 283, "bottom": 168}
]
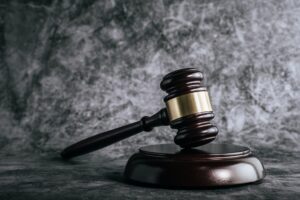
[{"left": 124, "top": 143, "right": 265, "bottom": 188}]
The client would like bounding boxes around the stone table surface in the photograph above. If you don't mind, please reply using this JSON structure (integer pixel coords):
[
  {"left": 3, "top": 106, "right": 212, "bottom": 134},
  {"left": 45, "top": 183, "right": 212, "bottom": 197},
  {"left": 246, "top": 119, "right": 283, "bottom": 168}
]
[{"left": 0, "top": 146, "right": 299, "bottom": 200}]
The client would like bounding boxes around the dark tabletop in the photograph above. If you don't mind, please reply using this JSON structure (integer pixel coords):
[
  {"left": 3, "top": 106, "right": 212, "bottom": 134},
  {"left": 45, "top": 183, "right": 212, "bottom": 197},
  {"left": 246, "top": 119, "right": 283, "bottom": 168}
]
[{"left": 0, "top": 147, "right": 299, "bottom": 200}]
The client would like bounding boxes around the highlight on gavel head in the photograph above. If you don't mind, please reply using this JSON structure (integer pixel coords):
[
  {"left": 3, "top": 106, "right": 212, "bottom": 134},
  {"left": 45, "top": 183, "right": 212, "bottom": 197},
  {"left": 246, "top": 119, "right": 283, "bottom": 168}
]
[{"left": 160, "top": 68, "right": 218, "bottom": 148}]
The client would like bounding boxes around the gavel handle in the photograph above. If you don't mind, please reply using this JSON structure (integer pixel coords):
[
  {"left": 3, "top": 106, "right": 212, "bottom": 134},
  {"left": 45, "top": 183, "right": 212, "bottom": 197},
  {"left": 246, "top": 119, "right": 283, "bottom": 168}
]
[{"left": 61, "top": 109, "right": 169, "bottom": 159}]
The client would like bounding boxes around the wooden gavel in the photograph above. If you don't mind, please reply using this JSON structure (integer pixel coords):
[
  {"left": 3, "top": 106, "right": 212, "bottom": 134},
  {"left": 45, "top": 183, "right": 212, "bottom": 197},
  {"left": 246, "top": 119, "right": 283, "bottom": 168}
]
[{"left": 61, "top": 68, "right": 218, "bottom": 159}]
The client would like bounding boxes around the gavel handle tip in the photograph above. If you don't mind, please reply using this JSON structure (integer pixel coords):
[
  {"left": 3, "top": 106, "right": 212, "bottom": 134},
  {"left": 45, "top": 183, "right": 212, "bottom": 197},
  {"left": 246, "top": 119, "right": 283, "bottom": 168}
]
[
  {"left": 59, "top": 109, "right": 169, "bottom": 159},
  {"left": 60, "top": 149, "right": 70, "bottom": 160}
]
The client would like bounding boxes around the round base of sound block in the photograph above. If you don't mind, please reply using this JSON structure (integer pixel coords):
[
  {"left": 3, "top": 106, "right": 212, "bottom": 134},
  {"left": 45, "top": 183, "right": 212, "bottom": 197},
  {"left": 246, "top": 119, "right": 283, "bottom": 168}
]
[{"left": 124, "top": 143, "right": 265, "bottom": 188}]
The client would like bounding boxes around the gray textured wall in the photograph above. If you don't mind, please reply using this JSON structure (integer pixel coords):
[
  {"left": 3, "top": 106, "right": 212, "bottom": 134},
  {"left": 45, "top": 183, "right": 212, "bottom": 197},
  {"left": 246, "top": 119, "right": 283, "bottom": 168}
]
[{"left": 0, "top": 0, "right": 299, "bottom": 158}]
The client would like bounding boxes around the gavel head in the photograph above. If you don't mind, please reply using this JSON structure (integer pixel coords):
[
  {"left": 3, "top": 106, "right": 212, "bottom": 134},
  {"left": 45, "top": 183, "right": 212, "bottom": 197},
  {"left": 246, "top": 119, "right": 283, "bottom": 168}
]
[{"left": 160, "top": 68, "right": 218, "bottom": 148}]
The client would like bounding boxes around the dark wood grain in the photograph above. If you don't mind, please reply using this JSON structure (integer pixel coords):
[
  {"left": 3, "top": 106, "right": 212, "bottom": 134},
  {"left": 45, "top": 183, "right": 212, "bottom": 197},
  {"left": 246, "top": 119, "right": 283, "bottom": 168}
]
[
  {"left": 61, "top": 109, "right": 169, "bottom": 159},
  {"left": 61, "top": 68, "right": 219, "bottom": 159},
  {"left": 124, "top": 143, "right": 265, "bottom": 188},
  {"left": 161, "top": 68, "right": 219, "bottom": 148}
]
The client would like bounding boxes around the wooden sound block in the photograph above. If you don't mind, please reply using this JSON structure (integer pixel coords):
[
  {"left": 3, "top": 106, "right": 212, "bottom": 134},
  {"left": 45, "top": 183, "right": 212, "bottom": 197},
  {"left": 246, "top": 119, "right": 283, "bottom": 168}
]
[{"left": 124, "top": 143, "right": 265, "bottom": 188}]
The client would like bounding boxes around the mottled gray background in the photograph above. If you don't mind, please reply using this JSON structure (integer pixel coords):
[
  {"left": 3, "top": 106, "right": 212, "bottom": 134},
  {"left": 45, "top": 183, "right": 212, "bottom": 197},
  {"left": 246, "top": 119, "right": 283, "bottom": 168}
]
[
  {"left": 0, "top": 0, "right": 299, "bottom": 199},
  {"left": 1, "top": 0, "right": 299, "bottom": 158}
]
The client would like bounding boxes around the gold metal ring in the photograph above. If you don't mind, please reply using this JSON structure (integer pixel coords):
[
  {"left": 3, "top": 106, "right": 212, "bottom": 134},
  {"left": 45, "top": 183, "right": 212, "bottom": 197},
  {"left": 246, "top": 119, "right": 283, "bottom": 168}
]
[{"left": 166, "top": 91, "right": 213, "bottom": 121}]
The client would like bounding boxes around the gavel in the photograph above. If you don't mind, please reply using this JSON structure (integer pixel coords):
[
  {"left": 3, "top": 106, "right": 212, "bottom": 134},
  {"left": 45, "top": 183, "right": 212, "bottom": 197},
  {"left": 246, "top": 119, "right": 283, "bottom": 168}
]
[{"left": 61, "top": 68, "right": 218, "bottom": 159}]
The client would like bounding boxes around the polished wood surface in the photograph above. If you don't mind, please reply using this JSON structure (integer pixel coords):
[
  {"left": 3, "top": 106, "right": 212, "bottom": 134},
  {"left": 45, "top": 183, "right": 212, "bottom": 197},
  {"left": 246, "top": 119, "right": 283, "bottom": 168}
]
[
  {"left": 160, "top": 68, "right": 205, "bottom": 101},
  {"left": 61, "top": 68, "right": 219, "bottom": 159},
  {"left": 124, "top": 143, "right": 265, "bottom": 188},
  {"left": 60, "top": 68, "right": 266, "bottom": 188},
  {"left": 161, "top": 68, "right": 218, "bottom": 148},
  {"left": 61, "top": 109, "right": 169, "bottom": 159}
]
